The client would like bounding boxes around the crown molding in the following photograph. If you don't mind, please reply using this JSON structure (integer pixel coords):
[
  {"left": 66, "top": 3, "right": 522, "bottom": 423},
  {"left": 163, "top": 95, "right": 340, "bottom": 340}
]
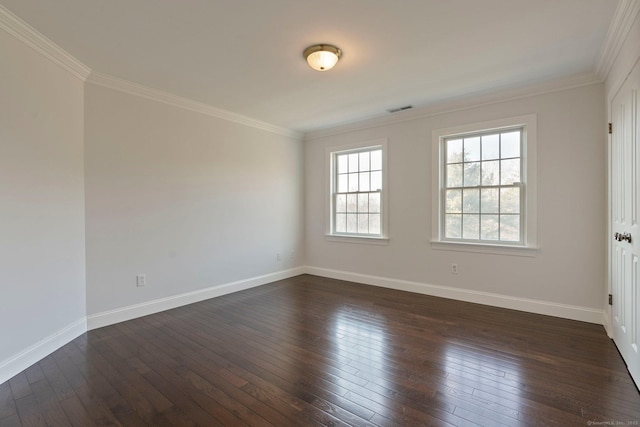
[
  {"left": 595, "top": 0, "right": 640, "bottom": 80},
  {"left": 0, "top": 4, "right": 90, "bottom": 81},
  {"left": 304, "top": 72, "right": 602, "bottom": 141},
  {"left": 86, "top": 72, "right": 303, "bottom": 140},
  {"left": 0, "top": 4, "right": 300, "bottom": 139}
]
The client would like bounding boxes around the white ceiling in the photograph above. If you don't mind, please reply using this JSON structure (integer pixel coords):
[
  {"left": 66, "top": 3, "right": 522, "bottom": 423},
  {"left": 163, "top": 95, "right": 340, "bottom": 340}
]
[{"left": 1, "top": 1, "right": 618, "bottom": 133}]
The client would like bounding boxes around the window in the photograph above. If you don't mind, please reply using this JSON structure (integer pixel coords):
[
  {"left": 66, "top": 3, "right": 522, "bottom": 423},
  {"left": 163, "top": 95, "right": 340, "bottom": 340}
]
[
  {"left": 444, "top": 128, "right": 522, "bottom": 242},
  {"left": 328, "top": 140, "right": 387, "bottom": 241},
  {"left": 333, "top": 147, "right": 382, "bottom": 236},
  {"left": 432, "top": 115, "right": 537, "bottom": 253}
]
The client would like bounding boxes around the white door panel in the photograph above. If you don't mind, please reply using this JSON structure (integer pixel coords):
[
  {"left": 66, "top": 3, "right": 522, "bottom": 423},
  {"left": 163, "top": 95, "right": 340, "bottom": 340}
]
[{"left": 611, "top": 59, "right": 640, "bottom": 388}]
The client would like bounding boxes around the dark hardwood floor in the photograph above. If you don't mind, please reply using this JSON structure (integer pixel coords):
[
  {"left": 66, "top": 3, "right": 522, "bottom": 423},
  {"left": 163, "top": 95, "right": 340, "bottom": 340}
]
[{"left": 1, "top": 274, "right": 639, "bottom": 426}]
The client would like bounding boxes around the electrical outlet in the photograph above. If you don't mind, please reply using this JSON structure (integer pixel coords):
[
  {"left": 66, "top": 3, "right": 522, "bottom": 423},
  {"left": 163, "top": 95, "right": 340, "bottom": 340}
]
[
  {"left": 276, "top": 253, "right": 281, "bottom": 262},
  {"left": 451, "top": 264, "right": 459, "bottom": 274},
  {"left": 136, "top": 274, "right": 146, "bottom": 287}
]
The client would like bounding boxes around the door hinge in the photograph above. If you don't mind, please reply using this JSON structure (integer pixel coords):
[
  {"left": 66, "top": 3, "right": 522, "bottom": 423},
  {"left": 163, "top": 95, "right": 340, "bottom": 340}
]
[
  {"left": 608, "top": 294, "right": 613, "bottom": 305},
  {"left": 609, "top": 123, "right": 613, "bottom": 134}
]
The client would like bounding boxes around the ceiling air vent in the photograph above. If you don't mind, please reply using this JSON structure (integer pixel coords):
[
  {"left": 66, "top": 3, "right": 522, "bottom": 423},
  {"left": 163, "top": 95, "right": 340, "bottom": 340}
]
[{"left": 387, "top": 105, "right": 413, "bottom": 113}]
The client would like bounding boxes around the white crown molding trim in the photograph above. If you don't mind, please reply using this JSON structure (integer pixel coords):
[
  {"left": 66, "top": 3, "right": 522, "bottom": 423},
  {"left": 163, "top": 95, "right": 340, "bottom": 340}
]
[
  {"left": 87, "top": 72, "right": 303, "bottom": 140},
  {"left": 87, "top": 267, "right": 306, "bottom": 330},
  {"left": 305, "top": 266, "right": 604, "bottom": 324},
  {"left": 0, "top": 317, "right": 87, "bottom": 385},
  {"left": 305, "top": 72, "right": 602, "bottom": 141},
  {"left": 0, "top": 3, "right": 298, "bottom": 139},
  {"left": 595, "top": 0, "right": 640, "bottom": 80},
  {"left": 0, "top": 4, "right": 90, "bottom": 81}
]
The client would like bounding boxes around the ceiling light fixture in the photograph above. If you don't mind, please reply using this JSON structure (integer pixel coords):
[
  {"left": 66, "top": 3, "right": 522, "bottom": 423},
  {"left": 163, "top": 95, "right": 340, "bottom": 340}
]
[{"left": 303, "top": 44, "right": 342, "bottom": 71}]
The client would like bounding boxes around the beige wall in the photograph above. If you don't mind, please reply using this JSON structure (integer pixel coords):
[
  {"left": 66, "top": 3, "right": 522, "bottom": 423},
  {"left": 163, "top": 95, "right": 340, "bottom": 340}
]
[
  {"left": 305, "top": 83, "right": 606, "bottom": 317},
  {"left": 0, "top": 28, "right": 86, "bottom": 382},
  {"left": 84, "top": 83, "right": 304, "bottom": 316}
]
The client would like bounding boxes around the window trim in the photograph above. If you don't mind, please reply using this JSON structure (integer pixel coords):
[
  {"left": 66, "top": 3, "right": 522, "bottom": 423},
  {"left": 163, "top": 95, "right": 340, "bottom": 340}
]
[
  {"left": 326, "top": 139, "right": 389, "bottom": 243},
  {"left": 431, "top": 115, "right": 538, "bottom": 254}
]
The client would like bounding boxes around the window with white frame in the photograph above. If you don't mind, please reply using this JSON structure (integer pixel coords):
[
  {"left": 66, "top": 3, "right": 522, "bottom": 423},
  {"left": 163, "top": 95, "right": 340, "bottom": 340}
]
[
  {"left": 330, "top": 145, "right": 384, "bottom": 237},
  {"left": 432, "top": 115, "right": 537, "bottom": 251}
]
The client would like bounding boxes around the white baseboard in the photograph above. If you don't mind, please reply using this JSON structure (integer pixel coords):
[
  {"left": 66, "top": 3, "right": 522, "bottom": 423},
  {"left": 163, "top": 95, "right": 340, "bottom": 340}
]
[
  {"left": 0, "top": 317, "right": 87, "bottom": 385},
  {"left": 305, "top": 266, "right": 604, "bottom": 324},
  {"left": 1, "top": 267, "right": 306, "bottom": 386},
  {"left": 1, "top": 265, "right": 604, "bottom": 386},
  {"left": 87, "top": 267, "right": 306, "bottom": 330}
]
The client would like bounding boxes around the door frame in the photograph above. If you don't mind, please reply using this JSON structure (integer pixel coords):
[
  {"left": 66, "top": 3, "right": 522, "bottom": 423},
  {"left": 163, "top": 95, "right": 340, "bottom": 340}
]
[{"left": 605, "top": 56, "right": 640, "bottom": 338}]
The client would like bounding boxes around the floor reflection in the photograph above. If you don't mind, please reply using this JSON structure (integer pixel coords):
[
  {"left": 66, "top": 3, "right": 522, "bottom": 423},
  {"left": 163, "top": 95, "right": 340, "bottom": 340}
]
[
  {"left": 330, "top": 307, "right": 391, "bottom": 413},
  {"left": 442, "top": 342, "right": 523, "bottom": 420}
]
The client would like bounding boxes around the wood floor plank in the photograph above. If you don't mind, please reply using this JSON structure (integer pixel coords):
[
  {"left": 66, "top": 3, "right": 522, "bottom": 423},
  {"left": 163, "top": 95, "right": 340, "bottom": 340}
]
[
  {"left": 58, "top": 395, "right": 98, "bottom": 427},
  {"left": 0, "top": 382, "right": 17, "bottom": 421},
  {"left": 28, "top": 378, "right": 72, "bottom": 427},
  {"left": 22, "top": 365, "right": 45, "bottom": 387},
  {"left": 135, "top": 311, "right": 359, "bottom": 426},
  {"left": 0, "top": 414, "right": 22, "bottom": 427},
  {"left": 13, "top": 394, "right": 46, "bottom": 427},
  {"left": 1, "top": 274, "right": 639, "bottom": 426},
  {"left": 8, "top": 375, "right": 31, "bottom": 402}
]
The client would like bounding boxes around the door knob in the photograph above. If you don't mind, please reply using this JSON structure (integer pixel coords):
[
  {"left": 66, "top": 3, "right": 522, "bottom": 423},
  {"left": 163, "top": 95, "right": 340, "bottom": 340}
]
[{"left": 614, "top": 232, "right": 632, "bottom": 243}]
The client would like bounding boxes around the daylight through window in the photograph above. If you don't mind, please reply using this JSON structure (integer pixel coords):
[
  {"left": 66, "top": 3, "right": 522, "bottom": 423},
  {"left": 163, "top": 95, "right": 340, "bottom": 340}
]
[
  {"left": 332, "top": 147, "right": 383, "bottom": 236},
  {"left": 443, "top": 128, "right": 523, "bottom": 243}
]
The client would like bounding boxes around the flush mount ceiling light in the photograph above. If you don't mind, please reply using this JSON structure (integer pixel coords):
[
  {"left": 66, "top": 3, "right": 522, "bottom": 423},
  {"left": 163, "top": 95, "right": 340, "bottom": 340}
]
[{"left": 303, "top": 44, "right": 342, "bottom": 71}]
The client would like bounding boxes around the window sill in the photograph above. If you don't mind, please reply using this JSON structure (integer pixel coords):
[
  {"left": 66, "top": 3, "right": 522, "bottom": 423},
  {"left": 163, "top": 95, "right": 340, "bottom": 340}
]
[
  {"left": 326, "top": 235, "right": 390, "bottom": 245},
  {"left": 430, "top": 240, "right": 538, "bottom": 257}
]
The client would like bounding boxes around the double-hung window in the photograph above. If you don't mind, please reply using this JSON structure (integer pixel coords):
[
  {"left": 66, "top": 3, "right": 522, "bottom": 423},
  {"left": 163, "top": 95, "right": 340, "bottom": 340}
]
[
  {"left": 328, "top": 140, "right": 387, "bottom": 241},
  {"left": 432, "top": 115, "right": 537, "bottom": 252}
]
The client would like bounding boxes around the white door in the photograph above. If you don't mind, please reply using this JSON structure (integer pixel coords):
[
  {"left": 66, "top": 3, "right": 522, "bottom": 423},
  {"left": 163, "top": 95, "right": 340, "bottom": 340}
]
[{"left": 610, "top": 59, "right": 640, "bottom": 388}]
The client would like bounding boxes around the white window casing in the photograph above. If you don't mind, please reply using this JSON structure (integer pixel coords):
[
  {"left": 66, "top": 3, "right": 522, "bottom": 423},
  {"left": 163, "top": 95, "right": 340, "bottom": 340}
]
[
  {"left": 326, "top": 139, "right": 389, "bottom": 244},
  {"left": 431, "top": 115, "right": 538, "bottom": 256}
]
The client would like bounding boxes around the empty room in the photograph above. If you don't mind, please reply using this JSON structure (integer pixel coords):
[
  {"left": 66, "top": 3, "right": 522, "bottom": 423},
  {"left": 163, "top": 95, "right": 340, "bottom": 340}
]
[{"left": 1, "top": 0, "right": 640, "bottom": 425}]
